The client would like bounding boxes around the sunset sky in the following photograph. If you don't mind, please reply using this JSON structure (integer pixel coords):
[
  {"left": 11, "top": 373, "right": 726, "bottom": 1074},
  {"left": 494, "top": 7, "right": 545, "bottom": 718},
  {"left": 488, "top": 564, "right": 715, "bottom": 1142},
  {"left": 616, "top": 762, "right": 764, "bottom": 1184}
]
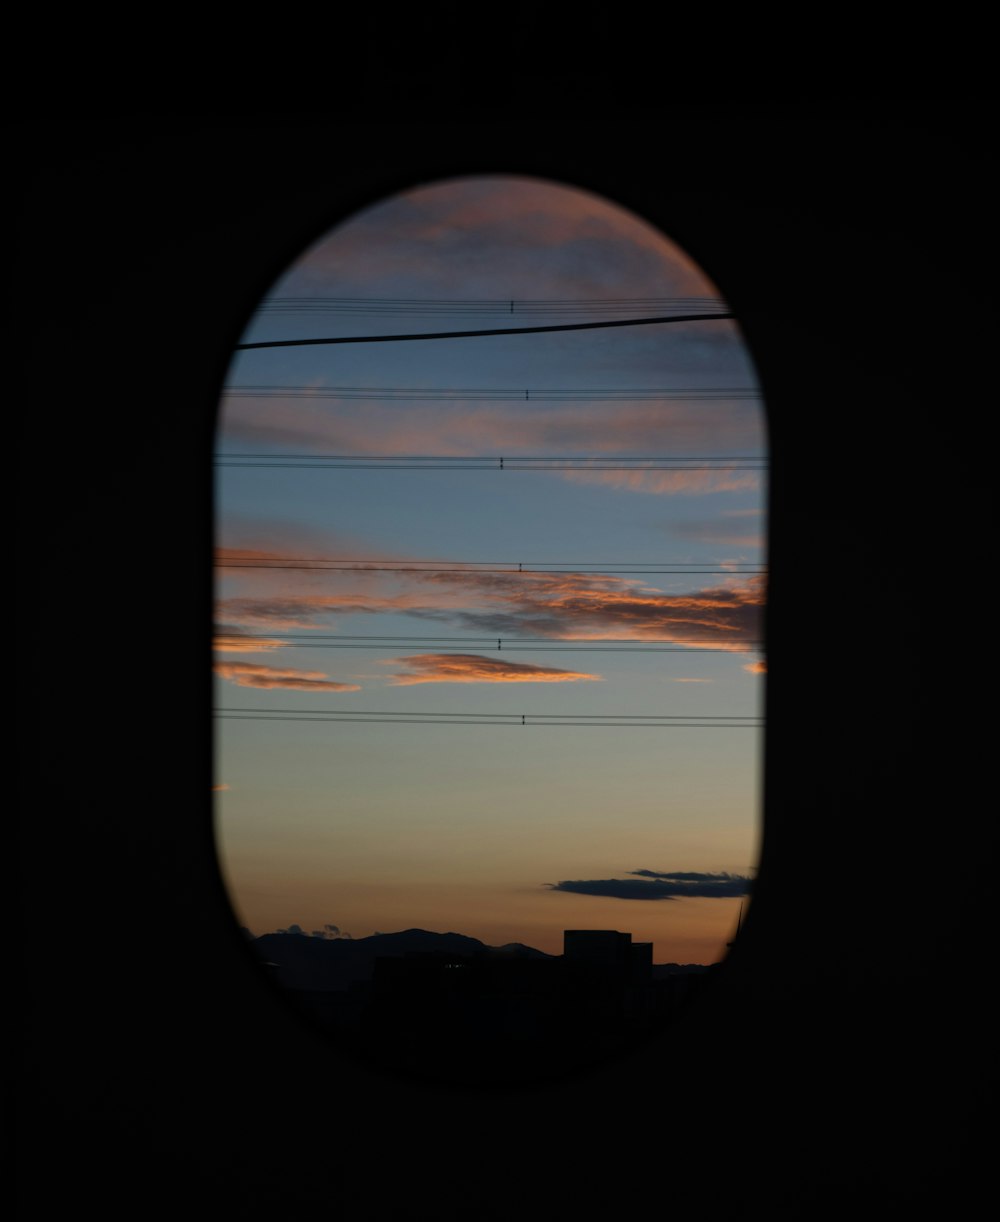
[{"left": 213, "top": 175, "right": 767, "bottom": 964}]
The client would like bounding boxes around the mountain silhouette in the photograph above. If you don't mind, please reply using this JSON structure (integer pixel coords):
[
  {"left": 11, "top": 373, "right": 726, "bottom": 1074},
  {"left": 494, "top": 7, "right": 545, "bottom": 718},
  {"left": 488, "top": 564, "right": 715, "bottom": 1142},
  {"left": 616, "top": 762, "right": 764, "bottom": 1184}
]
[
  {"left": 490, "top": 941, "right": 554, "bottom": 960},
  {"left": 252, "top": 927, "right": 555, "bottom": 990},
  {"left": 251, "top": 927, "right": 703, "bottom": 992}
]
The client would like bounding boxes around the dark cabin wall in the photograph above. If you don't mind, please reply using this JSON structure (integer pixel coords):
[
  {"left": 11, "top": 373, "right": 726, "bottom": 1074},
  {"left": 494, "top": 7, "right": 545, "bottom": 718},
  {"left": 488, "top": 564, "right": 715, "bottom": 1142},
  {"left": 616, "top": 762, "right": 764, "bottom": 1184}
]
[{"left": 17, "top": 104, "right": 994, "bottom": 1217}]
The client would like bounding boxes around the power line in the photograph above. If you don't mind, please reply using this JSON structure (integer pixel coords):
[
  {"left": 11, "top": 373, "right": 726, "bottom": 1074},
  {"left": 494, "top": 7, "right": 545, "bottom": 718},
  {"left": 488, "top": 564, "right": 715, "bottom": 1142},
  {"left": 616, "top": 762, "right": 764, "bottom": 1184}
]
[
  {"left": 214, "top": 708, "right": 763, "bottom": 728},
  {"left": 214, "top": 559, "right": 765, "bottom": 575},
  {"left": 223, "top": 384, "right": 760, "bottom": 401},
  {"left": 213, "top": 633, "right": 764, "bottom": 655},
  {"left": 218, "top": 717, "right": 760, "bottom": 728},
  {"left": 217, "top": 644, "right": 762, "bottom": 655},
  {"left": 257, "top": 296, "right": 728, "bottom": 317},
  {"left": 215, "top": 456, "right": 764, "bottom": 462},
  {"left": 217, "top": 708, "right": 761, "bottom": 719},
  {"left": 214, "top": 455, "right": 766, "bottom": 471},
  {"left": 234, "top": 312, "right": 735, "bottom": 350}
]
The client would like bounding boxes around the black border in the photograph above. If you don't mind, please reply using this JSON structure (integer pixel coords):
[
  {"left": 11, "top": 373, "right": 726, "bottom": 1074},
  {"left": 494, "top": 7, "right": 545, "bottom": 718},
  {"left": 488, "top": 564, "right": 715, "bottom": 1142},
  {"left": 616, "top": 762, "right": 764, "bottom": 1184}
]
[{"left": 17, "top": 106, "right": 996, "bottom": 1215}]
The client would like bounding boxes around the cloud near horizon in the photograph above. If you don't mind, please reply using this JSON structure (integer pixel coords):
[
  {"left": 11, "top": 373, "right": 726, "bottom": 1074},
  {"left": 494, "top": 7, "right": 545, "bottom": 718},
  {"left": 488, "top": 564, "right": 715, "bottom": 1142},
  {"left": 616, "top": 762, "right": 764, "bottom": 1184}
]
[
  {"left": 547, "top": 870, "right": 752, "bottom": 900},
  {"left": 214, "top": 661, "right": 362, "bottom": 692},
  {"left": 267, "top": 923, "right": 352, "bottom": 939},
  {"left": 386, "top": 653, "right": 602, "bottom": 685}
]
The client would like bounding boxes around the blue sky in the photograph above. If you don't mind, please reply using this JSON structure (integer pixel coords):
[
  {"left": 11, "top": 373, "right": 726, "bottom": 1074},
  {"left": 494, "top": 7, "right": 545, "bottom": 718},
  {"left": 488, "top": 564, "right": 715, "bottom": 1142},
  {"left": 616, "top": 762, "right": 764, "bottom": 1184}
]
[{"left": 213, "top": 175, "right": 766, "bottom": 962}]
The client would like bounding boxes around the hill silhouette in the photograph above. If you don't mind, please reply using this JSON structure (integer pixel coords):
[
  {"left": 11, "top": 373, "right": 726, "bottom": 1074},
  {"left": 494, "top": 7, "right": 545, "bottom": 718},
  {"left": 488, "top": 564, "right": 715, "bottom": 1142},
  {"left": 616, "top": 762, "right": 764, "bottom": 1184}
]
[
  {"left": 252, "top": 927, "right": 555, "bottom": 990},
  {"left": 251, "top": 926, "right": 705, "bottom": 992}
]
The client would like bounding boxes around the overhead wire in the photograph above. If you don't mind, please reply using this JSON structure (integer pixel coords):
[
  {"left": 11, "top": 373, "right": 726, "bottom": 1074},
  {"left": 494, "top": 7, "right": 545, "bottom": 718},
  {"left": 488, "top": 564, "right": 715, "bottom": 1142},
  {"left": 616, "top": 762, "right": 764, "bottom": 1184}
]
[
  {"left": 214, "top": 558, "right": 765, "bottom": 653},
  {"left": 222, "top": 384, "right": 760, "bottom": 401},
  {"left": 256, "top": 295, "right": 729, "bottom": 317},
  {"left": 215, "top": 455, "right": 766, "bottom": 470},
  {"left": 213, "top": 559, "right": 765, "bottom": 574},
  {"left": 214, "top": 708, "right": 762, "bottom": 728},
  {"left": 214, "top": 638, "right": 763, "bottom": 655},
  {"left": 235, "top": 312, "right": 735, "bottom": 350},
  {"left": 221, "top": 297, "right": 764, "bottom": 730}
]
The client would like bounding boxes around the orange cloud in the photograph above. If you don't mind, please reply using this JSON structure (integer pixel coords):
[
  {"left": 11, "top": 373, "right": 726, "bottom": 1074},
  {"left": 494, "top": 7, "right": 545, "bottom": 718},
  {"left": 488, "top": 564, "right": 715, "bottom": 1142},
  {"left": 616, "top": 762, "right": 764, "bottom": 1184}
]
[
  {"left": 386, "top": 654, "right": 602, "bottom": 685},
  {"left": 212, "top": 783, "right": 230, "bottom": 791},
  {"left": 214, "top": 627, "right": 288, "bottom": 653},
  {"left": 215, "top": 562, "right": 765, "bottom": 654},
  {"left": 216, "top": 584, "right": 476, "bottom": 629},
  {"left": 561, "top": 468, "right": 761, "bottom": 496},
  {"left": 214, "top": 662, "right": 361, "bottom": 691},
  {"left": 417, "top": 570, "right": 765, "bottom": 650},
  {"left": 743, "top": 660, "right": 767, "bottom": 675}
]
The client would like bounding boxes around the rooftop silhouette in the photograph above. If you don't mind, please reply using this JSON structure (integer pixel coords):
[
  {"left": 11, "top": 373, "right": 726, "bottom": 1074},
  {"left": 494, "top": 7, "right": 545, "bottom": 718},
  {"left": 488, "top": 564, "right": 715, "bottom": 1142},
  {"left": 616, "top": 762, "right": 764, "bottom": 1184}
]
[{"left": 250, "top": 925, "right": 715, "bottom": 1087}]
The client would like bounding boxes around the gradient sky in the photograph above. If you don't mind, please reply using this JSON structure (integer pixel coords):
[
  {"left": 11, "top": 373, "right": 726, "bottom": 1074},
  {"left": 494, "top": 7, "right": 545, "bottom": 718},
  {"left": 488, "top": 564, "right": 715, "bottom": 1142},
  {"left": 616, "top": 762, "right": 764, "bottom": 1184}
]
[{"left": 214, "top": 175, "right": 766, "bottom": 964}]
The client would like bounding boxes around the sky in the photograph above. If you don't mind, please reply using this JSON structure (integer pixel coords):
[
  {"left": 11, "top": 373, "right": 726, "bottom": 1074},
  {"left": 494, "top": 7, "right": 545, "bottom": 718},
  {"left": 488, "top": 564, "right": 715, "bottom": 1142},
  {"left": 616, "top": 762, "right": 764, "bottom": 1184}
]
[{"left": 213, "top": 175, "right": 767, "bottom": 964}]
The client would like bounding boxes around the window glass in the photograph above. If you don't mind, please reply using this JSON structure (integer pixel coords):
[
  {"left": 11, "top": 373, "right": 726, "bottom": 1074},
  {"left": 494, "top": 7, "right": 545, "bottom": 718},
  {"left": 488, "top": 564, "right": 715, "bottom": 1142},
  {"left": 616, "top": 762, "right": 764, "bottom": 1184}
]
[{"left": 214, "top": 175, "right": 766, "bottom": 1082}]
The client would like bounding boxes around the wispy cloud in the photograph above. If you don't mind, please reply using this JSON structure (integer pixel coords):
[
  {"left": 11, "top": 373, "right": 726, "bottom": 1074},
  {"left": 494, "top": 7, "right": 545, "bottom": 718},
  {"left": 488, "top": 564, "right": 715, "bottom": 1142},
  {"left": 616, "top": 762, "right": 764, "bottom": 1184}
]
[
  {"left": 414, "top": 570, "right": 764, "bottom": 650},
  {"left": 386, "top": 653, "right": 602, "bottom": 685},
  {"left": 215, "top": 586, "right": 474, "bottom": 630},
  {"left": 276, "top": 175, "right": 715, "bottom": 300},
  {"left": 220, "top": 399, "right": 760, "bottom": 454},
  {"left": 665, "top": 510, "right": 765, "bottom": 548},
  {"left": 219, "top": 399, "right": 763, "bottom": 499},
  {"left": 559, "top": 467, "right": 760, "bottom": 496},
  {"left": 216, "top": 562, "right": 764, "bottom": 653},
  {"left": 214, "top": 626, "right": 288, "bottom": 653},
  {"left": 547, "top": 870, "right": 752, "bottom": 900},
  {"left": 214, "top": 662, "right": 361, "bottom": 692}
]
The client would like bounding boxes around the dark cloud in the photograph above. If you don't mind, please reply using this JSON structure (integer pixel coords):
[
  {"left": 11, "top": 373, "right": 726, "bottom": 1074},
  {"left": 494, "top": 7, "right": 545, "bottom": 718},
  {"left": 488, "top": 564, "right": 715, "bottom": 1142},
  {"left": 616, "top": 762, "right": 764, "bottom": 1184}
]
[
  {"left": 271, "top": 923, "right": 351, "bottom": 939},
  {"left": 548, "top": 871, "right": 752, "bottom": 900},
  {"left": 630, "top": 869, "right": 749, "bottom": 884},
  {"left": 310, "top": 924, "right": 351, "bottom": 940}
]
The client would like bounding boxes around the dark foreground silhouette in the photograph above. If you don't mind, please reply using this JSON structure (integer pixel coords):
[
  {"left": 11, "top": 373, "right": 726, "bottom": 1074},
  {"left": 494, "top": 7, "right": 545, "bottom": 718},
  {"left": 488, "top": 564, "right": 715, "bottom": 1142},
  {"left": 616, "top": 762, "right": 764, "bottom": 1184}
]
[{"left": 250, "top": 927, "right": 713, "bottom": 1087}]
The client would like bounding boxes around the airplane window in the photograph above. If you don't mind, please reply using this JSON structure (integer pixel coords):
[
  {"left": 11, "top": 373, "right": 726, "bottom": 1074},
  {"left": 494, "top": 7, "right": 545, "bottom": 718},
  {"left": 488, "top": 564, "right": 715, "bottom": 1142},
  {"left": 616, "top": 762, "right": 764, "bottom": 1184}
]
[{"left": 213, "top": 174, "right": 767, "bottom": 1085}]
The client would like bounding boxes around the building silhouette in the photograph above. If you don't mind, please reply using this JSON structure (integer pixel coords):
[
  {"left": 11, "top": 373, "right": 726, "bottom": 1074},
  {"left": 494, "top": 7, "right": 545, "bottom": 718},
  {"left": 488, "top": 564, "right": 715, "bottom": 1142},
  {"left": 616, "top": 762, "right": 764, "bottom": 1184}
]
[{"left": 255, "top": 924, "right": 715, "bottom": 1085}]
